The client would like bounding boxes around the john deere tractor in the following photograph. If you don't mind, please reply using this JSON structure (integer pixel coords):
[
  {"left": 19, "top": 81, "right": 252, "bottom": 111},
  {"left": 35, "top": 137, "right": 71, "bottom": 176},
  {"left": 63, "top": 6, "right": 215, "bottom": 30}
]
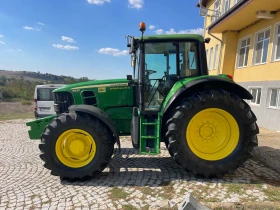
[{"left": 26, "top": 22, "right": 259, "bottom": 180}]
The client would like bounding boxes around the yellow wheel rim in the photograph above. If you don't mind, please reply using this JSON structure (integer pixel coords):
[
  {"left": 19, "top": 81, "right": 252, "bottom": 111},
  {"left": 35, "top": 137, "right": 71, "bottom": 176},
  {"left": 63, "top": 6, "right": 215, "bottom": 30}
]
[
  {"left": 55, "top": 129, "right": 96, "bottom": 168},
  {"left": 186, "top": 108, "right": 239, "bottom": 161}
]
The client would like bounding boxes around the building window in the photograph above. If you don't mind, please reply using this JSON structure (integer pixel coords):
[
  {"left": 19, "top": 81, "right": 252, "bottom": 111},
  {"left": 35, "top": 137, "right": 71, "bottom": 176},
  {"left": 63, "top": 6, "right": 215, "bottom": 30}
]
[
  {"left": 237, "top": 37, "right": 250, "bottom": 68},
  {"left": 209, "top": 47, "right": 213, "bottom": 70},
  {"left": 272, "top": 23, "right": 280, "bottom": 62},
  {"left": 222, "top": 0, "right": 230, "bottom": 14},
  {"left": 253, "top": 28, "right": 270, "bottom": 65},
  {"left": 249, "top": 87, "right": 262, "bottom": 105},
  {"left": 211, "top": 0, "right": 221, "bottom": 23},
  {"left": 268, "top": 89, "right": 280, "bottom": 108},
  {"left": 213, "top": 44, "right": 219, "bottom": 69}
]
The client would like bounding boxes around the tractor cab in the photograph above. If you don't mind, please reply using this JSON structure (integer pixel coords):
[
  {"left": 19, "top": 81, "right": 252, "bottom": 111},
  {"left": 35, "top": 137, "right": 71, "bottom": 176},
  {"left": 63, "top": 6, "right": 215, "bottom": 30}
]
[{"left": 126, "top": 23, "right": 208, "bottom": 112}]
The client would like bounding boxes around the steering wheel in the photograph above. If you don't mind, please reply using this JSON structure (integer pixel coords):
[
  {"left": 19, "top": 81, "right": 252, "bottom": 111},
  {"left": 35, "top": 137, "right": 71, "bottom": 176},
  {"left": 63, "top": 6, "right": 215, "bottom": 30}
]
[{"left": 145, "top": 69, "right": 157, "bottom": 76}]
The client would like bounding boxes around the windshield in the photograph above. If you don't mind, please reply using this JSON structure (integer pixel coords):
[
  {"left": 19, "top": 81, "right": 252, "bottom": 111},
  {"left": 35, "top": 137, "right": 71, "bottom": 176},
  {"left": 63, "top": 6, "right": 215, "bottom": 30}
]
[
  {"left": 37, "top": 88, "right": 56, "bottom": 101},
  {"left": 142, "top": 41, "right": 199, "bottom": 110}
]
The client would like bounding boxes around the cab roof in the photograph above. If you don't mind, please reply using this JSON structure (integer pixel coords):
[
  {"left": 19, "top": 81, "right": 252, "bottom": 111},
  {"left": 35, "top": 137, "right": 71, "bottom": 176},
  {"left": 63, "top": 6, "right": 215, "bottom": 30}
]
[{"left": 135, "top": 34, "right": 205, "bottom": 42}]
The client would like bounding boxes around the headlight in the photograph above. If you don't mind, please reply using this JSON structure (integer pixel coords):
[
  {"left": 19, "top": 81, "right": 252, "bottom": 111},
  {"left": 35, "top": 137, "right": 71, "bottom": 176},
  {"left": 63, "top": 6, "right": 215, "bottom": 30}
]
[{"left": 54, "top": 104, "right": 60, "bottom": 112}]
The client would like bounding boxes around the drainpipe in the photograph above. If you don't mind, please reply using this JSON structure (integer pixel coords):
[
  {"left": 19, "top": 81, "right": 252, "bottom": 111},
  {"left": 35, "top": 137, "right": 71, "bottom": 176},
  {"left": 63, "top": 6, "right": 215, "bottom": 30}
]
[{"left": 206, "top": 28, "right": 224, "bottom": 75}]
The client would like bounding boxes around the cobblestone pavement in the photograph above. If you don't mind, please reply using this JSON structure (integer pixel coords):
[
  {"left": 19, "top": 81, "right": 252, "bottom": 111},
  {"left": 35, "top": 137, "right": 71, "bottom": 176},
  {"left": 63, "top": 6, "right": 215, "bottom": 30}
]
[{"left": 0, "top": 119, "right": 280, "bottom": 210}]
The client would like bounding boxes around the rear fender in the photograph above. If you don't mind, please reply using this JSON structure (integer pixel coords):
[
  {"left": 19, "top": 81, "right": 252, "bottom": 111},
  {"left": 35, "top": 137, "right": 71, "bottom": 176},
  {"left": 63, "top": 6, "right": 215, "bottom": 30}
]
[
  {"left": 68, "top": 105, "right": 121, "bottom": 150},
  {"left": 162, "top": 77, "right": 253, "bottom": 114}
]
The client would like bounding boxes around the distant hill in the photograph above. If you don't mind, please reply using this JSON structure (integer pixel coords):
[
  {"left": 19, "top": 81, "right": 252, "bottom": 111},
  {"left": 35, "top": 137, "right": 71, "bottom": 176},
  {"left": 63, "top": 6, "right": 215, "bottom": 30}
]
[
  {"left": 0, "top": 70, "right": 91, "bottom": 84},
  {"left": 0, "top": 70, "right": 93, "bottom": 101}
]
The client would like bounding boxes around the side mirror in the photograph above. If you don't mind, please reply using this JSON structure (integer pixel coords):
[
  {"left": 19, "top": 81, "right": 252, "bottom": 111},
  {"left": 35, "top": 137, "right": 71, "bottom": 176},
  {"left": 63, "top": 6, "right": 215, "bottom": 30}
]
[
  {"left": 127, "top": 75, "right": 133, "bottom": 80},
  {"left": 131, "top": 55, "right": 135, "bottom": 67},
  {"left": 205, "top": 38, "right": 211, "bottom": 44},
  {"left": 126, "top": 35, "right": 135, "bottom": 54}
]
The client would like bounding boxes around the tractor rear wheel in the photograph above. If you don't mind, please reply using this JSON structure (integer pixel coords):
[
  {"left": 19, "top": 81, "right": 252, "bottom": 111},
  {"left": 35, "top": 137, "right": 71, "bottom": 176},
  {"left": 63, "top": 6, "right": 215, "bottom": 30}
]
[
  {"left": 39, "top": 111, "right": 114, "bottom": 180},
  {"left": 164, "top": 89, "right": 259, "bottom": 178}
]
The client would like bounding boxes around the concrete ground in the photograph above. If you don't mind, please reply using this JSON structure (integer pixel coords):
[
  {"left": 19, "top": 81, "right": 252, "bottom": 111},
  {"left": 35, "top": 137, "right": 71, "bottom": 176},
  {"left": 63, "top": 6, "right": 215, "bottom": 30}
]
[{"left": 0, "top": 119, "right": 280, "bottom": 210}]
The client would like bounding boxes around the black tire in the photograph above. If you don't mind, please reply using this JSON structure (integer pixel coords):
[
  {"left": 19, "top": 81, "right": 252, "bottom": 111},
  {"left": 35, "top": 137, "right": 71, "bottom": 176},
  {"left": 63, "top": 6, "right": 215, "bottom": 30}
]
[
  {"left": 39, "top": 111, "right": 114, "bottom": 180},
  {"left": 164, "top": 89, "right": 259, "bottom": 178},
  {"left": 131, "top": 122, "right": 139, "bottom": 149}
]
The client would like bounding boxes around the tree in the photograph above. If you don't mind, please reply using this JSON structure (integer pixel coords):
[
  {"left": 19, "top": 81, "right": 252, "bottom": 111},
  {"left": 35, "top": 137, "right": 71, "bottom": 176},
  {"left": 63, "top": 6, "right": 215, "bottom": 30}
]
[
  {"left": 79, "top": 77, "right": 89, "bottom": 82},
  {"left": 64, "top": 77, "right": 76, "bottom": 84},
  {"left": 0, "top": 76, "right": 7, "bottom": 86}
]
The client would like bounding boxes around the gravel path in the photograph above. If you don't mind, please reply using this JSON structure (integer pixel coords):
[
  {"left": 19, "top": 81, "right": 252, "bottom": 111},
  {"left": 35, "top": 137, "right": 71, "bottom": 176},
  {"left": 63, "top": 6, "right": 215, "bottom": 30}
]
[{"left": 0, "top": 119, "right": 280, "bottom": 210}]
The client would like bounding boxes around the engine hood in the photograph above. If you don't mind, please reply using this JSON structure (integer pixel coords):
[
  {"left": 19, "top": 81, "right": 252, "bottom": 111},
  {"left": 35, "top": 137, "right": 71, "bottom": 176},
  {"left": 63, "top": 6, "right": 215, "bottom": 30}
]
[{"left": 53, "top": 78, "right": 129, "bottom": 93}]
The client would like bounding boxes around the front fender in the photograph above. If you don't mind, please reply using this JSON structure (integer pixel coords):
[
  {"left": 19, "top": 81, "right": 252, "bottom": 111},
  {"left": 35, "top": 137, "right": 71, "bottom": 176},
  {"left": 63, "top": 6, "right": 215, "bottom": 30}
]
[
  {"left": 68, "top": 105, "right": 121, "bottom": 150},
  {"left": 162, "top": 76, "right": 253, "bottom": 114}
]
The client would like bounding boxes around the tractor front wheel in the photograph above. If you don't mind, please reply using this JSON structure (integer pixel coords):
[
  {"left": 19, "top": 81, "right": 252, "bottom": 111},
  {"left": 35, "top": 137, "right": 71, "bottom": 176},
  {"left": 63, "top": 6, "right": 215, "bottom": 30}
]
[
  {"left": 164, "top": 89, "right": 259, "bottom": 178},
  {"left": 39, "top": 111, "right": 114, "bottom": 180}
]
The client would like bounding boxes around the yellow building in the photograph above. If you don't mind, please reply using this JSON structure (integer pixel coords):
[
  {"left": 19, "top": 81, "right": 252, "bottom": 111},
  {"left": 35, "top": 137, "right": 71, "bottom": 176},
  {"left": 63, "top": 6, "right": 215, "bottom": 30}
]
[{"left": 197, "top": 0, "right": 280, "bottom": 131}]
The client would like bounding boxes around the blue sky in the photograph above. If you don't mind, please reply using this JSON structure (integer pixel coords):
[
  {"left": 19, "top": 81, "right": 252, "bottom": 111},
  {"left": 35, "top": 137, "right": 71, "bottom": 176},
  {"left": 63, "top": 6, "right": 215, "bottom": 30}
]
[{"left": 0, "top": 0, "right": 204, "bottom": 80}]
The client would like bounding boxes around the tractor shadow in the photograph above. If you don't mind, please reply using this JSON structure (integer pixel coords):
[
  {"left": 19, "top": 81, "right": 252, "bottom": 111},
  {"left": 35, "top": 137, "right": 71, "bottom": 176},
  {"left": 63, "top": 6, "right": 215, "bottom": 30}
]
[
  {"left": 60, "top": 145, "right": 280, "bottom": 187},
  {"left": 252, "top": 146, "right": 280, "bottom": 175}
]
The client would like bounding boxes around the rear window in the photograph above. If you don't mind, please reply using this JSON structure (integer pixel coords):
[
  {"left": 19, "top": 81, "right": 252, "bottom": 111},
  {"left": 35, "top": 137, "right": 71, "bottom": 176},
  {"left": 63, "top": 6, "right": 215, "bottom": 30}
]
[{"left": 37, "top": 88, "right": 56, "bottom": 101}]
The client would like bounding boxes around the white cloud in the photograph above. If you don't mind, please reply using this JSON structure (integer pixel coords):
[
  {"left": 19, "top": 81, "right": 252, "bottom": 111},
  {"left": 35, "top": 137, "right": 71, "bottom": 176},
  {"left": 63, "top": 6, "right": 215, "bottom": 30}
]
[
  {"left": 154, "top": 29, "right": 164, "bottom": 35},
  {"left": 87, "top": 0, "right": 110, "bottom": 5},
  {"left": 98, "top": 48, "right": 128, "bottom": 56},
  {"left": 23, "top": 26, "right": 40, "bottom": 31},
  {"left": 161, "top": 28, "right": 204, "bottom": 36},
  {"left": 128, "top": 0, "right": 143, "bottom": 9},
  {"left": 0, "top": 33, "right": 4, "bottom": 44},
  {"left": 36, "top": 22, "right": 44, "bottom": 26},
  {"left": 178, "top": 28, "right": 204, "bottom": 35},
  {"left": 149, "top": 25, "right": 155, "bottom": 30},
  {"left": 8, "top": 49, "right": 23, "bottom": 52},
  {"left": 165, "top": 28, "right": 176, "bottom": 34},
  {"left": 23, "top": 26, "right": 34, "bottom": 30},
  {"left": 52, "top": 44, "right": 79, "bottom": 50},
  {"left": 61, "top": 36, "right": 75, "bottom": 43}
]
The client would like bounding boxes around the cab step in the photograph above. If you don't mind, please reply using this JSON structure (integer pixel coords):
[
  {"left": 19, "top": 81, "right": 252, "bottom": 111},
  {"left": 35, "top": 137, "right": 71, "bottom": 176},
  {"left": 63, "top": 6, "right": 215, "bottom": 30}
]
[{"left": 139, "top": 115, "right": 161, "bottom": 154}]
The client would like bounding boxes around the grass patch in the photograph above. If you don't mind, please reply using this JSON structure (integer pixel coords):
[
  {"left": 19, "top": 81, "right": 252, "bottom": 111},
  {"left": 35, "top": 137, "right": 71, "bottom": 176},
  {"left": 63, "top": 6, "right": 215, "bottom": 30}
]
[
  {"left": 180, "top": 188, "right": 187, "bottom": 195},
  {"left": 141, "top": 205, "right": 150, "bottom": 210},
  {"left": 109, "top": 187, "right": 129, "bottom": 200},
  {"left": 30, "top": 195, "right": 37, "bottom": 200},
  {"left": 159, "top": 181, "right": 175, "bottom": 200},
  {"left": 139, "top": 187, "right": 154, "bottom": 196},
  {"left": 122, "top": 204, "right": 137, "bottom": 210},
  {"left": 0, "top": 102, "right": 34, "bottom": 121},
  {"left": 263, "top": 187, "right": 280, "bottom": 201},
  {"left": 253, "top": 183, "right": 263, "bottom": 189},
  {"left": 203, "top": 197, "right": 220, "bottom": 202},
  {"left": 210, "top": 202, "right": 280, "bottom": 210},
  {"left": 226, "top": 184, "right": 244, "bottom": 194},
  {"left": 250, "top": 180, "right": 264, "bottom": 189},
  {"left": 29, "top": 205, "right": 36, "bottom": 210},
  {"left": 42, "top": 200, "right": 51, "bottom": 204}
]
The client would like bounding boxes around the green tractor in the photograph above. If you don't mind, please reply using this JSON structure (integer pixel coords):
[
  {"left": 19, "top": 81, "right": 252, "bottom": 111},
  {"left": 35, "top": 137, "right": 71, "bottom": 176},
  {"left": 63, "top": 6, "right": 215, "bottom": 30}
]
[{"left": 26, "top": 22, "right": 259, "bottom": 180}]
